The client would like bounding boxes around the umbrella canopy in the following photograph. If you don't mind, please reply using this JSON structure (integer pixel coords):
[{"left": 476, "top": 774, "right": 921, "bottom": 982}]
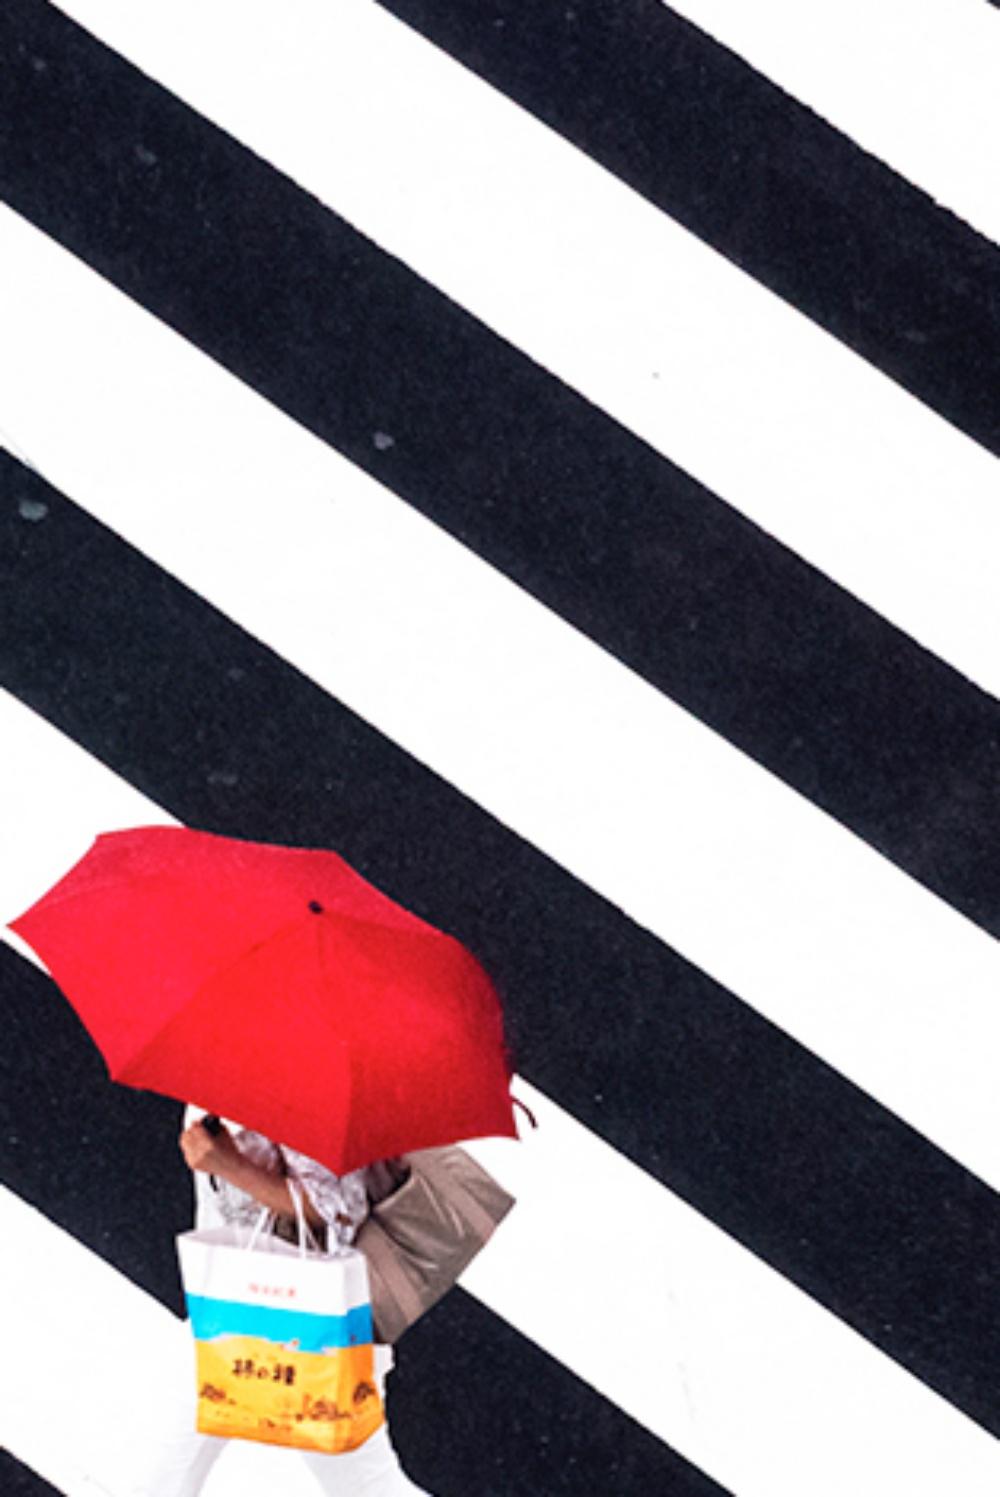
[{"left": 10, "top": 825, "right": 517, "bottom": 1173}]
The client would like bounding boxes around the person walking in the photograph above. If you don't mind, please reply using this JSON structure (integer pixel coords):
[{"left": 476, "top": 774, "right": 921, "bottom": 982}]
[
  {"left": 10, "top": 826, "right": 515, "bottom": 1496},
  {"left": 144, "top": 1109, "right": 430, "bottom": 1496}
]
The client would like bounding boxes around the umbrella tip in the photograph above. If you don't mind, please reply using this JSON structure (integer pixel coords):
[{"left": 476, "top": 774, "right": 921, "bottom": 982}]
[{"left": 308, "top": 900, "right": 324, "bottom": 914}]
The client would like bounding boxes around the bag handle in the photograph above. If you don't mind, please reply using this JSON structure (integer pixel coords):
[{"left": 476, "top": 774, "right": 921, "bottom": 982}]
[
  {"left": 286, "top": 1177, "right": 323, "bottom": 1257},
  {"left": 245, "top": 1204, "right": 276, "bottom": 1254},
  {"left": 242, "top": 1178, "right": 322, "bottom": 1259}
]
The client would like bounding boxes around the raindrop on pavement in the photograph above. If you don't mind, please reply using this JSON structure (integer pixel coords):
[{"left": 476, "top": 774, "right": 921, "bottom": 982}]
[{"left": 207, "top": 769, "right": 239, "bottom": 787}]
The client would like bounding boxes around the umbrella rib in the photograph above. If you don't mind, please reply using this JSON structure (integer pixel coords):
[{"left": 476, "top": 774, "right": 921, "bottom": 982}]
[
  {"left": 10, "top": 860, "right": 174, "bottom": 925},
  {"left": 115, "top": 910, "right": 321, "bottom": 1082}
]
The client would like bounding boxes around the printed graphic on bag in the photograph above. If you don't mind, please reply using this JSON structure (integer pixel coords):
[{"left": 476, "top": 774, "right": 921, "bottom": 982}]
[{"left": 187, "top": 1295, "right": 384, "bottom": 1453}]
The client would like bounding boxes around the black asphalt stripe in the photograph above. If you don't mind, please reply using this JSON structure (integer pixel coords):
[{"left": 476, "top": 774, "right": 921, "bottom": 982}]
[
  {"left": 2, "top": 457, "right": 999, "bottom": 1440},
  {"left": 3, "top": 2, "right": 1000, "bottom": 942},
  {"left": 0, "top": 949, "right": 723, "bottom": 1497},
  {"left": 373, "top": 0, "right": 1000, "bottom": 458},
  {"left": 0, "top": 1453, "right": 60, "bottom": 1496}
]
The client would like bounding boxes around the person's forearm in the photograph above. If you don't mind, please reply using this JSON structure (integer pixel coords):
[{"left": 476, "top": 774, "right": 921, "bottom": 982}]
[{"left": 223, "top": 1156, "right": 326, "bottom": 1230}]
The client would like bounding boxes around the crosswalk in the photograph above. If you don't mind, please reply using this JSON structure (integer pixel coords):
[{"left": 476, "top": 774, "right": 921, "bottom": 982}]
[
  {"left": 37, "top": 0, "right": 1000, "bottom": 695},
  {"left": 2, "top": 2, "right": 999, "bottom": 1493}
]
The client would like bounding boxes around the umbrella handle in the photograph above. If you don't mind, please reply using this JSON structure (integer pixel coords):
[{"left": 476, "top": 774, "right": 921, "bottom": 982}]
[{"left": 199, "top": 1113, "right": 224, "bottom": 1192}]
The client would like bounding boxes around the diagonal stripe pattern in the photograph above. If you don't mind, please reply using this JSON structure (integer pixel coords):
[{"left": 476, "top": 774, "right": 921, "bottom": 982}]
[
  {"left": 2, "top": 0, "right": 999, "bottom": 1493},
  {"left": 2, "top": 212, "right": 1000, "bottom": 1206},
  {"left": 12, "top": 0, "right": 1000, "bottom": 699},
  {"left": 5, "top": 1, "right": 1000, "bottom": 945}
]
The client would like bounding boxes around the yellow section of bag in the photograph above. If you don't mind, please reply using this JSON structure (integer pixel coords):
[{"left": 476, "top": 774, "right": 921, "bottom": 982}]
[{"left": 193, "top": 1334, "right": 384, "bottom": 1453}]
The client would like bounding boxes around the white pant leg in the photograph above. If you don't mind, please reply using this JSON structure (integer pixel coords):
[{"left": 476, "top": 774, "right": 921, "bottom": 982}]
[
  {"left": 141, "top": 1432, "right": 227, "bottom": 1497},
  {"left": 303, "top": 1440, "right": 429, "bottom": 1494},
  {"left": 134, "top": 1339, "right": 227, "bottom": 1497},
  {"left": 287, "top": 1347, "right": 432, "bottom": 1495},
  {"left": 287, "top": 1428, "right": 429, "bottom": 1494}
]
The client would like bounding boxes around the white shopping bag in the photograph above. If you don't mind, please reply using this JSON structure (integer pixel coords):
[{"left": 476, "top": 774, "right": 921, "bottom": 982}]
[{"left": 176, "top": 1188, "right": 384, "bottom": 1454}]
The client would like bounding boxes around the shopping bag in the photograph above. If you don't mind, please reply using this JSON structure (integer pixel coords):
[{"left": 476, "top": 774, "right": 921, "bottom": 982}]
[{"left": 176, "top": 1186, "right": 384, "bottom": 1454}]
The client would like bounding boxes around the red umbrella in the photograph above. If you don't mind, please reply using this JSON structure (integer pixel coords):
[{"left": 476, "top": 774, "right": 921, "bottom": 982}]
[{"left": 10, "top": 825, "right": 517, "bottom": 1173}]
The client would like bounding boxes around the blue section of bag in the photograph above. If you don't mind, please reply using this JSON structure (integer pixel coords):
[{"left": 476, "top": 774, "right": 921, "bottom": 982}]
[{"left": 185, "top": 1293, "right": 373, "bottom": 1351}]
